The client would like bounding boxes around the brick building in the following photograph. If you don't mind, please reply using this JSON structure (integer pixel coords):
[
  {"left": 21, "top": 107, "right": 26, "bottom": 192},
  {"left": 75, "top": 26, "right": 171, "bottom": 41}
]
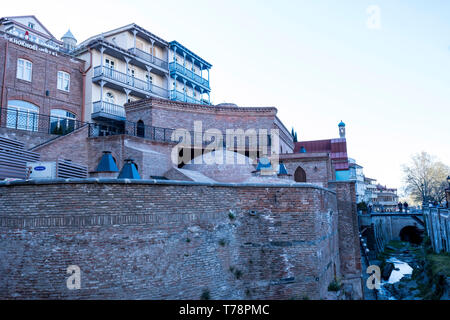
[
  {"left": 0, "top": 16, "right": 363, "bottom": 300},
  {"left": 0, "top": 16, "right": 85, "bottom": 142}
]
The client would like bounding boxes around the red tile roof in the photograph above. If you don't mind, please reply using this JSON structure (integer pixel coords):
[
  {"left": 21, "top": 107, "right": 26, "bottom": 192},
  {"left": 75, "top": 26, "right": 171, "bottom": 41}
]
[{"left": 295, "top": 138, "right": 349, "bottom": 171}]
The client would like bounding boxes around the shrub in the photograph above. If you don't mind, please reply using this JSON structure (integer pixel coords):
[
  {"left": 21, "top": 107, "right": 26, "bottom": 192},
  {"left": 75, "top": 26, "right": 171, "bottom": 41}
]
[
  {"left": 328, "top": 278, "right": 342, "bottom": 292},
  {"left": 200, "top": 288, "right": 210, "bottom": 300}
]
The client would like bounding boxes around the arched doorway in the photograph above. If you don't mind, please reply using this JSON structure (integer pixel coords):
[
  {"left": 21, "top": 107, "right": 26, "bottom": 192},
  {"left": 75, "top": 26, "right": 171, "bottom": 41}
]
[
  {"left": 294, "top": 166, "right": 307, "bottom": 182},
  {"left": 137, "top": 120, "right": 145, "bottom": 138}
]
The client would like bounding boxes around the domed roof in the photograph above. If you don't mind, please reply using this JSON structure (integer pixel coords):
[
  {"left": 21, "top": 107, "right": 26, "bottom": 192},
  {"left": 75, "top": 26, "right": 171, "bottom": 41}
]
[
  {"left": 338, "top": 120, "right": 345, "bottom": 127},
  {"left": 183, "top": 149, "right": 256, "bottom": 183},
  {"left": 62, "top": 29, "right": 76, "bottom": 41}
]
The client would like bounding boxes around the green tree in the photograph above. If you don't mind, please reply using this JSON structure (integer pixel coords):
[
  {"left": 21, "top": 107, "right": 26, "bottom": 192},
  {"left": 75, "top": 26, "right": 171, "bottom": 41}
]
[{"left": 402, "top": 152, "right": 450, "bottom": 205}]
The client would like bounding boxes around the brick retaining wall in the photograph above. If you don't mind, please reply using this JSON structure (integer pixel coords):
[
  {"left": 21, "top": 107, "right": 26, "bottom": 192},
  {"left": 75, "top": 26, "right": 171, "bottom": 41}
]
[{"left": 0, "top": 179, "right": 339, "bottom": 299}]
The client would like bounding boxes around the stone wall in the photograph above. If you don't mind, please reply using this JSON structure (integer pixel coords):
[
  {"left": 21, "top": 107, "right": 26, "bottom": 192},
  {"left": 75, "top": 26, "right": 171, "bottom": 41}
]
[
  {"left": 328, "top": 181, "right": 363, "bottom": 299},
  {"left": 0, "top": 179, "right": 339, "bottom": 300}
]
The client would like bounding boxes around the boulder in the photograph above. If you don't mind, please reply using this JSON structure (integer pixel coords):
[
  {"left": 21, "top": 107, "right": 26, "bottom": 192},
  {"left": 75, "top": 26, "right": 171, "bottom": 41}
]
[{"left": 382, "top": 262, "right": 395, "bottom": 281}]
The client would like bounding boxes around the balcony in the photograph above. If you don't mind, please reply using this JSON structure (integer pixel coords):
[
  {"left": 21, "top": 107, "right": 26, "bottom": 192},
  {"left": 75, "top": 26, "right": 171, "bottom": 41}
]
[
  {"left": 92, "top": 101, "right": 126, "bottom": 122},
  {"left": 169, "top": 62, "right": 210, "bottom": 89},
  {"left": 170, "top": 89, "right": 210, "bottom": 105},
  {"left": 128, "top": 47, "right": 168, "bottom": 70},
  {"left": 93, "top": 66, "right": 169, "bottom": 99}
]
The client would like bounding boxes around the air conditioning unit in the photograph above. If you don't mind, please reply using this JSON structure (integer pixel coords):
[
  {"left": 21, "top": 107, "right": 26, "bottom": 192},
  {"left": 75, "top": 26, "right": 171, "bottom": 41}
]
[{"left": 26, "top": 161, "right": 57, "bottom": 179}]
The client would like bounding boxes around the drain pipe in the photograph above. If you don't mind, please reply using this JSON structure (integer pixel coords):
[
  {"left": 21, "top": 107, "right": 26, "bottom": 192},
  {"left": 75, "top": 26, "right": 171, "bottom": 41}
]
[
  {"left": 79, "top": 47, "right": 93, "bottom": 122},
  {"left": 0, "top": 38, "right": 9, "bottom": 123}
]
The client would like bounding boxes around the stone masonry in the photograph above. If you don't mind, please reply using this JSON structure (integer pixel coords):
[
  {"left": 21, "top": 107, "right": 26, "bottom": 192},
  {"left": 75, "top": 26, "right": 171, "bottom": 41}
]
[{"left": 0, "top": 179, "right": 340, "bottom": 300}]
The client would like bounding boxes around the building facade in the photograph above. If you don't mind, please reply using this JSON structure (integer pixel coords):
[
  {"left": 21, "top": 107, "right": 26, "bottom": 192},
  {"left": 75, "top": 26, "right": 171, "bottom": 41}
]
[
  {"left": 0, "top": 16, "right": 85, "bottom": 138},
  {"left": 71, "top": 24, "right": 212, "bottom": 130},
  {"left": 348, "top": 158, "right": 366, "bottom": 203}
]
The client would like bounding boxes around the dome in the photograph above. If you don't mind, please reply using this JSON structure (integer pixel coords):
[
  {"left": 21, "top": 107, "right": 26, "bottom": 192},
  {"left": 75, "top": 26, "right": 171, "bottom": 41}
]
[
  {"left": 61, "top": 29, "right": 77, "bottom": 42},
  {"left": 183, "top": 149, "right": 256, "bottom": 183},
  {"left": 338, "top": 120, "right": 345, "bottom": 127}
]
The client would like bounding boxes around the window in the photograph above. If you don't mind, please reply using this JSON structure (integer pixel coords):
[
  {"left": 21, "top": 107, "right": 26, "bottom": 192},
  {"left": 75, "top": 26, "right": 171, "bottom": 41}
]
[
  {"left": 28, "top": 22, "right": 35, "bottom": 29},
  {"left": 105, "top": 58, "right": 115, "bottom": 69},
  {"left": 17, "top": 59, "right": 32, "bottom": 81},
  {"left": 105, "top": 92, "right": 115, "bottom": 104},
  {"left": 50, "top": 109, "right": 76, "bottom": 135},
  {"left": 6, "top": 100, "right": 39, "bottom": 131},
  {"left": 137, "top": 120, "right": 145, "bottom": 138},
  {"left": 57, "top": 71, "right": 70, "bottom": 92}
]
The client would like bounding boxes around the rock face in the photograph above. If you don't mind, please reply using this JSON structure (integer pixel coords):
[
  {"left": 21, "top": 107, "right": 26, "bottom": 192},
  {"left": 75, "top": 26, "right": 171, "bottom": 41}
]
[
  {"left": 440, "top": 277, "right": 450, "bottom": 300},
  {"left": 382, "top": 263, "right": 395, "bottom": 281}
]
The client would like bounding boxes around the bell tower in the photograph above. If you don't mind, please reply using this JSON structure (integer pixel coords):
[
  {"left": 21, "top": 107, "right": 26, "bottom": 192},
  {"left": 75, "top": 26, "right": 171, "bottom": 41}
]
[{"left": 338, "top": 120, "right": 346, "bottom": 138}]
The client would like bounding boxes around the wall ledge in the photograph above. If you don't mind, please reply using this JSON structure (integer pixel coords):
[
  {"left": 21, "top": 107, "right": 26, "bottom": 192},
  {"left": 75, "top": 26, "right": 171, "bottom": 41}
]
[{"left": 0, "top": 177, "right": 336, "bottom": 194}]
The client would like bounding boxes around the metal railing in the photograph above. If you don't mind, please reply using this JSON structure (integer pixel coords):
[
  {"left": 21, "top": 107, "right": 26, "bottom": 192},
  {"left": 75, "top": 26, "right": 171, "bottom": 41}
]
[
  {"left": 88, "top": 118, "right": 273, "bottom": 148},
  {"left": 0, "top": 107, "right": 87, "bottom": 136},
  {"left": 93, "top": 101, "right": 126, "bottom": 118},
  {"left": 169, "top": 62, "right": 210, "bottom": 88},
  {"left": 169, "top": 89, "right": 210, "bottom": 105},
  {"left": 128, "top": 47, "right": 168, "bottom": 69},
  {"left": 93, "top": 66, "right": 169, "bottom": 98}
]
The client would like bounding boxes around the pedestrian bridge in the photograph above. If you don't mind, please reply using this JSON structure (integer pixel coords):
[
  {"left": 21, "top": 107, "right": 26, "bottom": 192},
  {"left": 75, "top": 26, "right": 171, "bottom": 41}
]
[{"left": 359, "top": 208, "right": 449, "bottom": 253}]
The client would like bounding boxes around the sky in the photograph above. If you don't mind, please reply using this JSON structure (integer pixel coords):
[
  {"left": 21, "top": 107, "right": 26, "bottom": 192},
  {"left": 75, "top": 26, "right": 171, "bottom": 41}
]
[{"left": 2, "top": 0, "right": 449, "bottom": 191}]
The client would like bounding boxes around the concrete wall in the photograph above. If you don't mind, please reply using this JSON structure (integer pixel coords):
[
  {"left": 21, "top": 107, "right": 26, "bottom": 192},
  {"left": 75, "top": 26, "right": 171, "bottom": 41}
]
[{"left": 0, "top": 179, "right": 340, "bottom": 300}]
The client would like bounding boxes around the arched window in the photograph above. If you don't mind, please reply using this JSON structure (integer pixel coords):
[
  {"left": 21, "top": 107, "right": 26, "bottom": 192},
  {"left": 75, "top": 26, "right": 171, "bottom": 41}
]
[
  {"left": 7, "top": 100, "right": 39, "bottom": 131},
  {"left": 50, "top": 109, "right": 76, "bottom": 135},
  {"left": 294, "top": 166, "right": 307, "bottom": 183},
  {"left": 137, "top": 120, "right": 145, "bottom": 138}
]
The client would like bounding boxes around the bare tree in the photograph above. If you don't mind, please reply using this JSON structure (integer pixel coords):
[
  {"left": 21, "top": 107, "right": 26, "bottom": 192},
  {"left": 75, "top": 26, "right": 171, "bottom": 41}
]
[{"left": 402, "top": 151, "right": 449, "bottom": 205}]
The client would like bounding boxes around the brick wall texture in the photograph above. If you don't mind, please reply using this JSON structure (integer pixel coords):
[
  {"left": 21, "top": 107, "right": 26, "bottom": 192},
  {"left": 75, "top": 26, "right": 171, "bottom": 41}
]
[{"left": 0, "top": 180, "right": 341, "bottom": 300}]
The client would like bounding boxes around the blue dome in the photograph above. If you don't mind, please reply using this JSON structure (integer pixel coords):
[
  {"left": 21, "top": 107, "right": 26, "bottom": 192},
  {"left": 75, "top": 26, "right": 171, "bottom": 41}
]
[
  {"left": 338, "top": 120, "right": 345, "bottom": 127},
  {"left": 62, "top": 29, "right": 76, "bottom": 41}
]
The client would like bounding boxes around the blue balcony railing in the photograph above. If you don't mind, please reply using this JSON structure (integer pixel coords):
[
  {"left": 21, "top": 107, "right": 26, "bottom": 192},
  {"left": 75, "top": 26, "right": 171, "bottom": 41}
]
[
  {"left": 170, "top": 89, "right": 208, "bottom": 105},
  {"left": 92, "top": 101, "right": 126, "bottom": 119},
  {"left": 169, "top": 62, "right": 210, "bottom": 88},
  {"left": 93, "top": 66, "right": 168, "bottom": 98},
  {"left": 128, "top": 47, "right": 168, "bottom": 70}
]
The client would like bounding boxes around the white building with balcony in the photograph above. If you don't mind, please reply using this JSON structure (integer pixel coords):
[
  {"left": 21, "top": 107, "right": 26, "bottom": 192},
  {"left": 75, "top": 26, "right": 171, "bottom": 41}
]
[{"left": 72, "top": 23, "right": 212, "bottom": 132}]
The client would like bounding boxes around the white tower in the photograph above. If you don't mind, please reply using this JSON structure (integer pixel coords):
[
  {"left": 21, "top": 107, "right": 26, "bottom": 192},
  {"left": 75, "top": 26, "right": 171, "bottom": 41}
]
[{"left": 338, "top": 120, "right": 346, "bottom": 138}]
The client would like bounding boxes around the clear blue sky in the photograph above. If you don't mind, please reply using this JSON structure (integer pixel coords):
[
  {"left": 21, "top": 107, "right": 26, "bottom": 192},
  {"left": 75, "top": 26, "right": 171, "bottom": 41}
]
[{"left": 3, "top": 0, "right": 450, "bottom": 190}]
